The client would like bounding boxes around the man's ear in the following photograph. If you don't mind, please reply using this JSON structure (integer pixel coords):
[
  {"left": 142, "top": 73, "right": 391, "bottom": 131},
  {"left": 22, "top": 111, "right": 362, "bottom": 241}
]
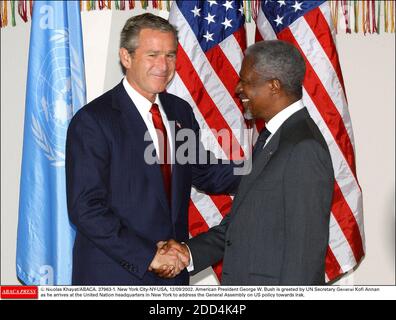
[
  {"left": 269, "top": 79, "right": 281, "bottom": 95},
  {"left": 119, "top": 47, "right": 132, "bottom": 70}
]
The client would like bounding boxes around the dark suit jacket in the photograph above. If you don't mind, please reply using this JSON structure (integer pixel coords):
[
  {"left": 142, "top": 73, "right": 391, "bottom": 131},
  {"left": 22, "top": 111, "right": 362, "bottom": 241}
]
[
  {"left": 65, "top": 82, "right": 239, "bottom": 285},
  {"left": 187, "top": 108, "right": 334, "bottom": 285}
]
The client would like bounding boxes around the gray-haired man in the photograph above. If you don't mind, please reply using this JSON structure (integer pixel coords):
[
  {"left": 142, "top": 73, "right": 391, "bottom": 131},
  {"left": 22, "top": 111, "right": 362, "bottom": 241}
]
[
  {"left": 159, "top": 40, "right": 335, "bottom": 285},
  {"left": 66, "top": 13, "right": 241, "bottom": 285}
]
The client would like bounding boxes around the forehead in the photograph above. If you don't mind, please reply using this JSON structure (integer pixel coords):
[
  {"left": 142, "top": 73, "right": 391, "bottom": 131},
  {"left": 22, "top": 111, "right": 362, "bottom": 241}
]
[
  {"left": 137, "top": 28, "right": 177, "bottom": 50},
  {"left": 240, "top": 56, "right": 260, "bottom": 79}
]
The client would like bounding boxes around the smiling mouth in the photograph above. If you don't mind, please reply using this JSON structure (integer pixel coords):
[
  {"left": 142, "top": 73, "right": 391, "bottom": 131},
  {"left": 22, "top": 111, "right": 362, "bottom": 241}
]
[{"left": 239, "top": 94, "right": 249, "bottom": 102}]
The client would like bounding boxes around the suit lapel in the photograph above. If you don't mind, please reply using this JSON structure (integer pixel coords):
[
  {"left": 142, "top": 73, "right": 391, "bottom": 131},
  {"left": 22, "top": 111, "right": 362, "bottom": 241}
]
[
  {"left": 232, "top": 130, "right": 281, "bottom": 213},
  {"left": 112, "top": 83, "right": 170, "bottom": 214},
  {"left": 231, "top": 107, "right": 310, "bottom": 214}
]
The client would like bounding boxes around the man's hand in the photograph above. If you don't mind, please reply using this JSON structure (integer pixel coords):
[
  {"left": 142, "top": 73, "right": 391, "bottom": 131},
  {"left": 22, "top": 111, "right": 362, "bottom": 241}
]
[
  {"left": 149, "top": 239, "right": 190, "bottom": 278},
  {"left": 149, "top": 241, "right": 185, "bottom": 278},
  {"left": 156, "top": 239, "right": 190, "bottom": 278}
]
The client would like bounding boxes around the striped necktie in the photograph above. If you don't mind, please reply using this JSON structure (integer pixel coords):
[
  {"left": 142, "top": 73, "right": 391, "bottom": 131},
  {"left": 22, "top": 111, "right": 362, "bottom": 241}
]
[
  {"left": 150, "top": 103, "right": 171, "bottom": 205},
  {"left": 252, "top": 127, "right": 271, "bottom": 160}
]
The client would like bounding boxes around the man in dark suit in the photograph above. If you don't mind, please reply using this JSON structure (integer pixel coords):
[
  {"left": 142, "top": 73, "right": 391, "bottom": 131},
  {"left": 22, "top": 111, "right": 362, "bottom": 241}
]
[
  {"left": 65, "top": 13, "right": 240, "bottom": 285},
  {"left": 158, "top": 40, "right": 335, "bottom": 285}
]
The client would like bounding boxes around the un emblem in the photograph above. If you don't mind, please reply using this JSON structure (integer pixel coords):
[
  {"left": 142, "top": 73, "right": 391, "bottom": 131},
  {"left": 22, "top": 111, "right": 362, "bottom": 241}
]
[{"left": 31, "top": 28, "right": 85, "bottom": 167}]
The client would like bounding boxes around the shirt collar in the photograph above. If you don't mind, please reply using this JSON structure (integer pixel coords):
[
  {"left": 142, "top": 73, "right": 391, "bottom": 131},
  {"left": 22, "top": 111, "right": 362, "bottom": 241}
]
[
  {"left": 122, "top": 77, "right": 160, "bottom": 113},
  {"left": 266, "top": 99, "right": 304, "bottom": 135}
]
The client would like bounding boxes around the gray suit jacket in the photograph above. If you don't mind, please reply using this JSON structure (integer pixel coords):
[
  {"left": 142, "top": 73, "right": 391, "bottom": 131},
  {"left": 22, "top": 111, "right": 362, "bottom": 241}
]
[{"left": 187, "top": 108, "right": 334, "bottom": 285}]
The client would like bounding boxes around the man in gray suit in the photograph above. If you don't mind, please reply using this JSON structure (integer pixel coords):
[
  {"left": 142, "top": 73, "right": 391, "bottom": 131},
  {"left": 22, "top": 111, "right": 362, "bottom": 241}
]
[{"left": 156, "top": 40, "right": 335, "bottom": 285}]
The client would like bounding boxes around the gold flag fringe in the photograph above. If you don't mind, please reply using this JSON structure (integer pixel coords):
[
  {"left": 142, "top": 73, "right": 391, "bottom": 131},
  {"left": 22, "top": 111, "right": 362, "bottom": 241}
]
[{"left": 1, "top": 0, "right": 395, "bottom": 34}]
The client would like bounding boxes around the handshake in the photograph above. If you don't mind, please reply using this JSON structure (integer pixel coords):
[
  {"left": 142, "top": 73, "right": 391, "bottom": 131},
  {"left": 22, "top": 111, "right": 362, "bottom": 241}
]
[{"left": 149, "top": 239, "right": 191, "bottom": 278}]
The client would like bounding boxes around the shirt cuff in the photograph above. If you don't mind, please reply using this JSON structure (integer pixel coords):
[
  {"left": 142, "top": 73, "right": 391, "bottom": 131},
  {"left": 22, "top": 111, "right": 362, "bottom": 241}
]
[{"left": 181, "top": 242, "right": 194, "bottom": 272}]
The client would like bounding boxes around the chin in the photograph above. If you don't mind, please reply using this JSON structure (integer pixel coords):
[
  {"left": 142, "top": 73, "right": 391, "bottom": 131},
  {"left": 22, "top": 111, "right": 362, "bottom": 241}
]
[
  {"left": 155, "top": 86, "right": 167, "bottom": 93},
  {"left": 150, "top": 80, "right": 167, "bottom": 89}
]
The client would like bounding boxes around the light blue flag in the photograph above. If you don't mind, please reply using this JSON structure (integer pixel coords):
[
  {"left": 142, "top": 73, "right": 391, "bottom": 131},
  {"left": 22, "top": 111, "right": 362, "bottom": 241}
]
[{"left": 17, "top": 0, "right": 86, "bottom": 285}]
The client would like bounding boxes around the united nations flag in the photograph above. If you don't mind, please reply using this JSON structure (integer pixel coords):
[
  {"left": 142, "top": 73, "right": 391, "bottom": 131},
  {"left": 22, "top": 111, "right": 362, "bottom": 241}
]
[{"left": 17, "top": 0, "right": 86, "bottom": 285}]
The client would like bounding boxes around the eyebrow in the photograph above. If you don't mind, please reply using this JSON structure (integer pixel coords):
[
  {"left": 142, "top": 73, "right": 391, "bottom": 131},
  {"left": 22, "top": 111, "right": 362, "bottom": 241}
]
[
  {"left": 147, "top": 50, "right": 177, "bottom": 54},
  {"left": 238, "top": 74, "right": 247, "bottom": 81}
]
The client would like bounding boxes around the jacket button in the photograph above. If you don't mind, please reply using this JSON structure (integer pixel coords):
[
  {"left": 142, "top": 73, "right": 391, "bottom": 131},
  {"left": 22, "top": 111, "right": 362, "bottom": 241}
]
[{"left": 226, "top": 240, "right": 232, "bottom": 246}]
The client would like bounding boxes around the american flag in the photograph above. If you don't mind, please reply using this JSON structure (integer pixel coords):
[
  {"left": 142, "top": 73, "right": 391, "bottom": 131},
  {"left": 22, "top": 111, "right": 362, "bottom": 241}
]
[
  {"left": 168, "top": 0, "right": 249, "bottom": 281},
  {"left": 255, "top": 0, "right": 365, "bottom": 282},
  {"left": 168, "top": 0, "right": 365, "bottom": 283}
]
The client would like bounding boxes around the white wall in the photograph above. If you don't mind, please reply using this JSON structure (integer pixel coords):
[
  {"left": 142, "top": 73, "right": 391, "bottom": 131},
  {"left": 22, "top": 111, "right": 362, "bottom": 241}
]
[
  {"left": 1, "top": 8, "right": 394, "bottom": 285},
  {"left": 1, "top": 18, "right": 31, "bottom": 286},
  {"left": 335, "top": 33, "right": 395, "bottom": 285}
]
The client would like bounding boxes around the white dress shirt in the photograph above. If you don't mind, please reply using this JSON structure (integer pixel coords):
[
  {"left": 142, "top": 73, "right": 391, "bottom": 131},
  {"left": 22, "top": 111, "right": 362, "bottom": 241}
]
[
  {"left": 264, "top": 99, "right": 305, "bottom": 147},
  {"left": 123, "top": 78, "right": 174, "bottom": 164}
]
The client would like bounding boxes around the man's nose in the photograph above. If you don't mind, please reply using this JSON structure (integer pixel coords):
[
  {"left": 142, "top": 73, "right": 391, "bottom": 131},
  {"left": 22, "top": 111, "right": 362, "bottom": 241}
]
[{"left": 156, "top": 55, "right": 168, "bottom": 71}]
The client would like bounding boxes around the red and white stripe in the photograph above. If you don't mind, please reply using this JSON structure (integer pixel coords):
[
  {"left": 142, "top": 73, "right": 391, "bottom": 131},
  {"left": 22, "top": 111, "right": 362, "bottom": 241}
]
[
  {"left": 169, "top": 6, "right": 249, "bottom": 159},
  {"left": 255, "top": 2, "right": 365, "bottom": 281},
  {"left": 168, "top": 3, "right": 250, "bottom": 281}
]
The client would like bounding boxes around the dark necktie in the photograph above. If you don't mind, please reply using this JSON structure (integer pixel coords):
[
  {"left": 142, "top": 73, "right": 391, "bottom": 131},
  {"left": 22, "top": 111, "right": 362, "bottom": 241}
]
[
  {"left": 252, "top": 127, "right": 271, "bottom": 160},
  {"left": 150, "top": 103, "right": 171, "bottom": 205}
]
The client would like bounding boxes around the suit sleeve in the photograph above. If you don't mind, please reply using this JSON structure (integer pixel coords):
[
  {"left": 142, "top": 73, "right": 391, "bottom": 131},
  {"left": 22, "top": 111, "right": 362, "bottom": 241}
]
[
  {"left": 190, "top": 111, "right": 242, "bottom": 194},
  {"left": 66, "top": 110, "right": 156, "bottom": 279},
  {"left": 280, "top": 140, "right": 334, "bottom": 284},
  {"left": 186, "top": 213, "right": 231, "bottom": 275}
]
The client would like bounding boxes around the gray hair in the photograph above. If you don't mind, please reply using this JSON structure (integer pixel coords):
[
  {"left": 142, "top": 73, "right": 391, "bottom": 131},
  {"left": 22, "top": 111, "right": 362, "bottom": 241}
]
[
  {"left": 245, "top": 40, "right": 306, "bottom": 98},
  {"left": 120, "top": 13, "right": 178, "bottom": 54}
]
